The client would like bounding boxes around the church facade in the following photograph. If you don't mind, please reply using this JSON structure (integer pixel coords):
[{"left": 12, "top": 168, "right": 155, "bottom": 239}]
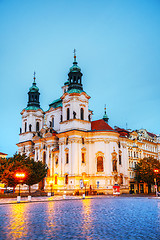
[{"left": 17, "top": 53, "right": 160, "bottom": 194}]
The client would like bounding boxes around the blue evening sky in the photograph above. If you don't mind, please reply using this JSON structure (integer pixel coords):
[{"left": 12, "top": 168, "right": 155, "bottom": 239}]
[{"left": 0, "top": 0, "right": 160, "bottom": 157}]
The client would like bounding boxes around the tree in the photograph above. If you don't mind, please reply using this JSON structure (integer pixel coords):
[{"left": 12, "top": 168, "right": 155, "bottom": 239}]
[
  {"left": 134, "top": 157, "right": 160, "bottom": 193},
  {"left": 0, "top": 153, "right": 48, "bottom": 193}
]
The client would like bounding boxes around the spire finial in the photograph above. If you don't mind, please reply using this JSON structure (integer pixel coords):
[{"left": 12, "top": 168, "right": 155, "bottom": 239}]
[
  {"left": 104, "top": 104, "right": 106, "bottom": 115},
  {"left": 73, "top": 49, "right": 76, "bottom": 62},
  {"left": 33, "top": 71, "right": 36, "bottom": 83},
  {"left": 103, "top": 104, "right": 109, "bottom": 123}
]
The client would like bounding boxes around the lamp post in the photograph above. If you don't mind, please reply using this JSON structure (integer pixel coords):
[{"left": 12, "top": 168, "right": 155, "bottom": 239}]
[
  {"left": 15, "top": 172, "right": 26, "bottom": 203},
  {"left": 49, "top": 180, "right": 54, "bottom": 196},
  {"left": 154, "top": 169, "right": 159, "bottom": 197}
]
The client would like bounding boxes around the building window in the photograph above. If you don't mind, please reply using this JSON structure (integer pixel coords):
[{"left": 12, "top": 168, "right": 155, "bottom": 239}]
[
  {"left": 82, "top": 153, "right": 85, "bottom": 163},
  {"left": 52, "top": 118, "right": 54, "bottom": 128},
  {"left": 80, "top": 108, "right": 84, "bottom": 120},
  {"left": 128, "top": 151, "right": 130, "bottom": 157},
  {"left": 131, "top": 151, "right": 132, "bottom": 157},
  {"left": 134, "top": 152, "right": 136, "bottom": 158},
  {"left": 36, "top": 122, "right": 39, "bottom": 132},
  {"left": 29, "top": 124, "right": 31, "bottom": 132},
  {"left": 65, "top": 175, "right": 68, "bottom": 184},
  {"left": 66, "top": 137, "right": 68, "bottom": 145},
  {"left": 67, "top": 108, "right": 70, "bottom": 120},
  {"left": 55, "top": 157, "right": 58, "bottom": 165},
  {"left": 25, "top": 122, "right": 27, "bottom": 132},
  {"left": 43, "top": 152, "right": 46, "bottom": 164},
  {"left": 97, "top": 156, "right": 103, "bottom": 172},
  {"left": 118, "top": 142, "right": 121, "bottom": 148},
  {"left": 66, "top": 153, "right": 69, "bottom": 164},
  {"left": 119, "top": 154, "right": 122, "bottom": 165},
  {"left": 55, "top": 175, "right": 57, "bottom": 184},
  {"left": 82, "top": 138, "right": 84, "bottom": 145}
]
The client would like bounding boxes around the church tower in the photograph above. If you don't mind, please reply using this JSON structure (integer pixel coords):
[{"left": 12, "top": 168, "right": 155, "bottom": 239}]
[
  {"left": 60, "top": 50, "right": 92, "bottom": 132},
  {"left": 18, "top": 73, "right": 44, "bottom": 155}
]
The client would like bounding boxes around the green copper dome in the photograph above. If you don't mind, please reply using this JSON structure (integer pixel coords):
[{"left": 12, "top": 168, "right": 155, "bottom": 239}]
[
  {"left": 69, "top": 61, "right": 81, "bottom": 72},
  {"left": 68, "top": 50, "right": 83, "bottom": 91},
  {"left": 29, "top": 82, "right": 39, "bottom": 92},
  {"left": 27, "top": 73, "right": 40, "bottom": 109}
]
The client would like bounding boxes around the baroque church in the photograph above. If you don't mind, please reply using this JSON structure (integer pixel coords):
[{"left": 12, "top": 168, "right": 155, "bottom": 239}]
[{"left": 17, "top": 52, "right": 160, "bottom": 194}]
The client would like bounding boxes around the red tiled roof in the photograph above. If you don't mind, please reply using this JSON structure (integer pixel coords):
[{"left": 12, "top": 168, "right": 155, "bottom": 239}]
[
  {"left": 91, "top": 119, "right": 114, "bottom": 131},
  {"left": 147, "top": 131, "right": 156, "bottom": 138},
  {"left": 114, "top": 127, "right": 129, "bottom": 137},
  {"left": 0, "top": 152, "right": 7, "bottom": 155}
]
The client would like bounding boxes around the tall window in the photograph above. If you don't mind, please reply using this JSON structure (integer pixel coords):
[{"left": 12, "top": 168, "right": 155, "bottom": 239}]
[
  {"left": 66, "top": 137, "right": 68, "bottom": 145},
  {"left": 29, "top": 124, "right": 32, "bottom": 132},
  {"left": 55, "top": 157, "right": 58, "bottom": 165},
  {"left": 25, "top": 122, "right": 27, "bottom": 132},
  {"left": 97, "top": 156, "right": 103, "bottom": 172},
  {"left": 66, "top": 153, "right": 69, "bottom": 164},
  {"left": 67, "top": 108, "right": 70, "bottom": 120},
  {"left": 80, "top": 108, "right": 84, "bottom": 120},
  {"left": 36, "top": 122, "right": 39, "bottom": 132},
  {"left": 52, "top": 118, "right": 54, "bottom": 128},
  {"left": 65, "top": 174, "right": 68, "bottom": 184},
  {"left": 82, "top": 153, "right": 85, "bottom": 163},
  {"left": 119, "top": 154, "right": 122, "bottom": 165},
  {"left": 82, "top": 138, "right": 84, "bottom": 145},
  {"left": 43, "top": 152, "right": 46, "bottom": 164}
]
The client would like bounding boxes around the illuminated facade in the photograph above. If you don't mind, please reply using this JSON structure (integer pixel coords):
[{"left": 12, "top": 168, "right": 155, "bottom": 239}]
[{"left": 17, "top": 53, "right": 160, "bottom": 194}]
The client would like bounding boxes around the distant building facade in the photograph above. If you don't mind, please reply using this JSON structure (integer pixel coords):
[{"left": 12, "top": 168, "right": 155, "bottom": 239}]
[
  {"left": 17, "top": 53, "right": 160, "bottom": 194},
  {"left": 0, "top": 152, "right": 7, "bottom": 159}
]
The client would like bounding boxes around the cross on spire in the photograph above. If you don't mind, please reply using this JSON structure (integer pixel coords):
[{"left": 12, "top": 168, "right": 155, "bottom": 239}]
[
  {"left": 73, "top": 49, "right": 76, "bottom": 61},
  {"left": 33, "top": 71, "right": 36, "bottom": 83}
]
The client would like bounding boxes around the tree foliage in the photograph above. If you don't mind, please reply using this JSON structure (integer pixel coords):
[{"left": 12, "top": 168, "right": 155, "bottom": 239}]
[
  {"left": 0, "top": 153, "right": 48, "bottom": 191},
  {"left": 134, "top": 157, "right": 160, "bottom": 186}
]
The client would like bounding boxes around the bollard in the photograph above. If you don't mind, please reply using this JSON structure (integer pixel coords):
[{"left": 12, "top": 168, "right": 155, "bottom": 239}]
[
  {"left": 63, "top": 194, "right": 66, "bottom": 199},
  {"left": 82, "top": 194, "right": 85, "bottom": 199},
  {"left": 47, "top": 192, "right": 51, "bottom": 197},
  {"left": 28, "top": 196, "right": 31, "bottom": 202},
  {"left": 17, "top": 196, "right": 21, "bottom": 203}
]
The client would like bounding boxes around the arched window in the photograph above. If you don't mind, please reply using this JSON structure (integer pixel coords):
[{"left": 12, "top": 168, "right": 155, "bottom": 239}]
[
  {"left": 97, "top": 156, "right": 103, "bottom": 172},
  {"left": 65, "top": 174, "right": 68, "bottom": 184},
  {"left": 67, "top": 108, "right": 70, "bottom": 120},
  {"left": 82, "top": 153, "right": 85, "bottom": 163},
  {"left": 52, "top": 118, "right": 54, "bottom": 128},
  {"left": 36, "top": 122, "right": 39, "bottom": 132},
  {"left": 119, "top": 154, "right": 122, "bottom": 165},
  {"left": 80, "top": 108, "right": 84, "bottom": 120},
  {"left": 43, "top": 152, "right": 46, "bottom": 164},
  {"left": 29, "top": 124, "right": 32, "bottom": 132},
  {"left": 55, "top": 157, "right": 58, "bottom": 165},
  {"left": 66, "top": 153, "right": 69, "bottom": 164},
  {"left": 25, "top": 122, "right": 27, "bottom": 132}
]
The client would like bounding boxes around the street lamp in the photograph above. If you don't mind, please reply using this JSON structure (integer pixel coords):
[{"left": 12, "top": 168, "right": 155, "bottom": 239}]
[
  {"left": 15, "top": 172, "right": 26, "bottom": 202},
  {"left": 154, "top": 169, "right": 159, "bottom": 197},
  {"left": 49, "top": 180, "right": 54, "bottom": 196}
]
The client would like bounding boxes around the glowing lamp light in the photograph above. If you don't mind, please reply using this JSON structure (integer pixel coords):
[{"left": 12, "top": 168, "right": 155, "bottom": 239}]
[
  {"left": 154, "top": 169, "right": 159, "bottom": 173},
  {"left": 15, "top": 173, "right": 25, "bottom": 178}
]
